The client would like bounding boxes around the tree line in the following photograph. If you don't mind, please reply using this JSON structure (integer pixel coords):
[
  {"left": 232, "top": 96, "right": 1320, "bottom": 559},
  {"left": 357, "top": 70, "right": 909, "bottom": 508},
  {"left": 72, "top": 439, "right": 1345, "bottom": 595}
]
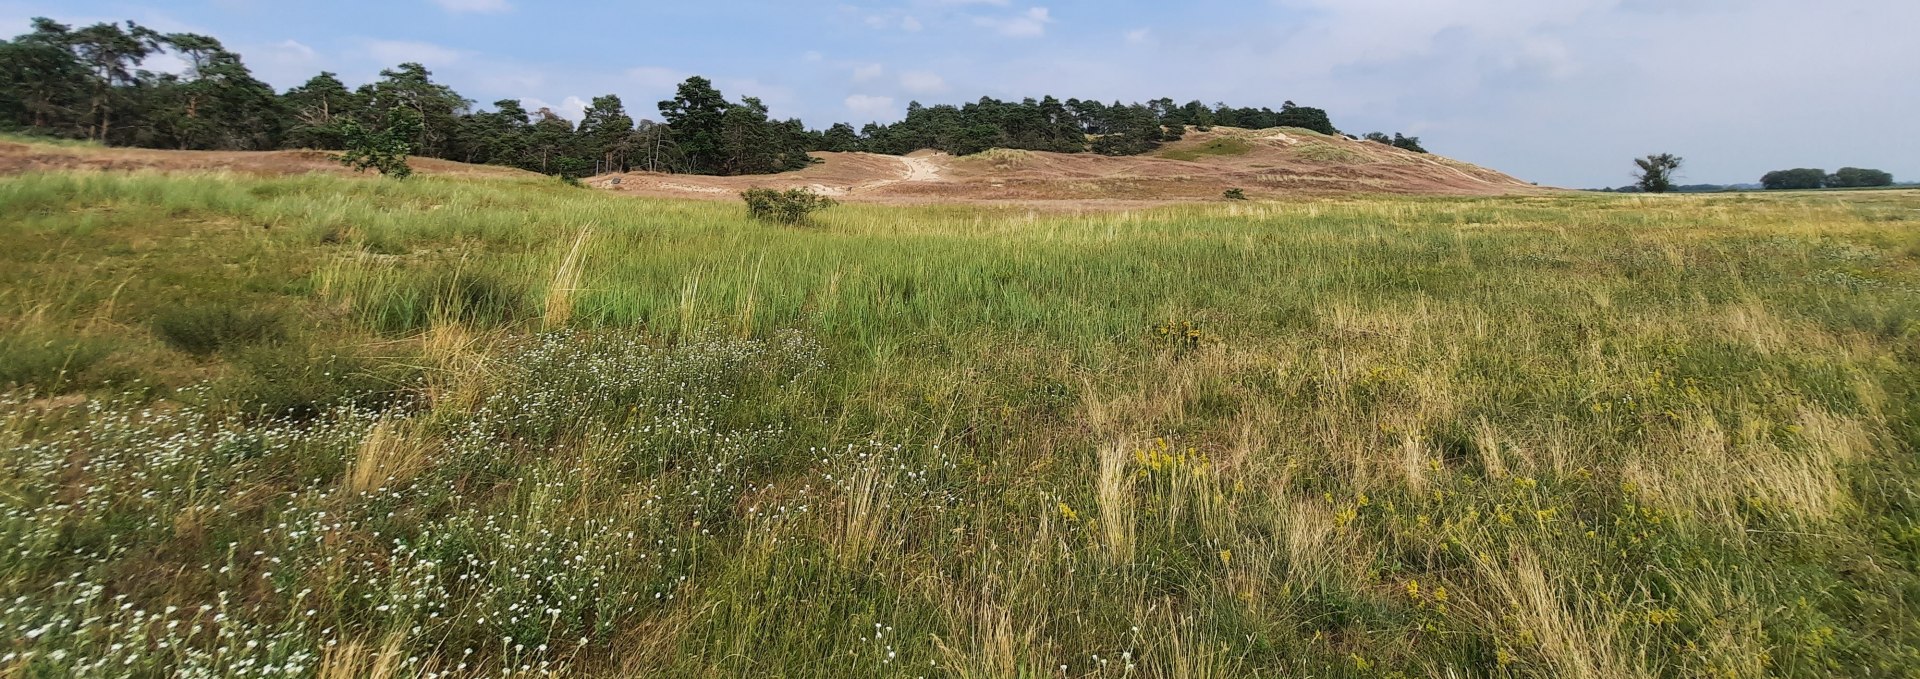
[
  {"left": 0, "top": 17, "right": 1405, "bottom": 178},
  {"left": 1760, "top": 167, "right": 1895, "bottom": 191}
]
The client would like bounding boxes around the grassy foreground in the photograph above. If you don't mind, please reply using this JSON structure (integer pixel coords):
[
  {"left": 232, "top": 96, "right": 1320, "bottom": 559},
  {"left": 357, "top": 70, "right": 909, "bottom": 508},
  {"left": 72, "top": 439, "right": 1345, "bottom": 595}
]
[{"left": 2, "top": 169, "right": 1919, "bottom": 678}]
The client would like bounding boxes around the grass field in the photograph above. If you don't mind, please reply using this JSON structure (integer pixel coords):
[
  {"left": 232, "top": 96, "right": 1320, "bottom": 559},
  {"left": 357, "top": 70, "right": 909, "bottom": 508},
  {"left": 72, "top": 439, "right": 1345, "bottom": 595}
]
[{"left": 3, "top": 168, "right": 1919, "bottom": 677}]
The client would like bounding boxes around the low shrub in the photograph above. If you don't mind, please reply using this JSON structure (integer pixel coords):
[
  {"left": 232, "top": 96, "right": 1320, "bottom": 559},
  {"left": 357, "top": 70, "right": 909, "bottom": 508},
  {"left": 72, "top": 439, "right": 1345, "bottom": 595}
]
[
  {"left": 741, "top": 188, "right": 836, "bottom": 225},
  {"left": 1223, "top": 188, "right": 1249, "bottom": 201},
  {"left": 151, "top": 303, "right": 287, "bottom": 357},
  {"left": 216, "top": 343, "right": 423, "bottom": 420},
  {"left": 0, "top": 332, "right": 114, "bottom": 392},
  {"left": 360, "top": 269, "right": 529, "bottom": 334}
]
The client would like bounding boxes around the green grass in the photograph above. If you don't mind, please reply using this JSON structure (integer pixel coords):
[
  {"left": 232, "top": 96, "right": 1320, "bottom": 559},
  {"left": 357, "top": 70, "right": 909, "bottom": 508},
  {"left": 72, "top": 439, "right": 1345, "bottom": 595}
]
[
  {"left": 1160, "top": 137, "right": 1253, "bottom": 162},
  {"left": 3, "top": 163, "right": 1920, "bottom": 677},
  {"left": 1296, "top": 142, "right": 1370, "bottom": 163}
]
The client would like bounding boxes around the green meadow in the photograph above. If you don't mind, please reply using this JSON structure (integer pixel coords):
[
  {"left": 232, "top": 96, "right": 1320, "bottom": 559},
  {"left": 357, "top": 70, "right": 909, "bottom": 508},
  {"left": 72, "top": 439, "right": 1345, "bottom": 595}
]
[{"left": 3, "top": 168, "right": 1919, "bottom": 677}]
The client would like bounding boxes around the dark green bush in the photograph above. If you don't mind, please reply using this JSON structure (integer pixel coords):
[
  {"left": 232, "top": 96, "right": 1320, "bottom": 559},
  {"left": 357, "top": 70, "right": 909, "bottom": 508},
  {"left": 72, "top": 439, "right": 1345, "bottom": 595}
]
[
  {"left": 217, "top": 343, "right": 423, "bottom": 420},
  {"left": 361, "top": 269, "right": 529, "bottom": 334},
  {"left": 1223, "top": 188, "right": 1248, "bottom": 201},
  {"left": 152, "top": 304, "right": 287, "bottom": 357},
  {"left": 741, "top": 188, "right": 836, "bottom": 225},
  {"left": 0, "top": 332, "right": 113, "bottom": 392}
]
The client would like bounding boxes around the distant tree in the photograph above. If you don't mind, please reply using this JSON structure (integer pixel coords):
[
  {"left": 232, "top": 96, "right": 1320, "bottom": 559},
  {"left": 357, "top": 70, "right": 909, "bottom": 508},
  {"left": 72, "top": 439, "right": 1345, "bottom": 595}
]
[
  {"left": 1272, "top": 101, "right": 1337, "bottom": 135},
  {"left": 818, "top": 122, "right": 862, "bottom": 152},
  {"left": 1363, "top": 132, "right": 1392, "bottom": 144},
  {"left": 451, "top": 99, "right": 530, "bottom": 166},
  {"left": 578, "top": 94, "right": 635, "bottom": 173},
  {"left": 1827, "top": 167, "right": 1894, "bottom": 189},
  {"left": 143, "top": 33, "right": 281, "bottom": 150},
  {"left": 1633, "top": 153, "right": 1683, "bottom": 193},
  {"left": 659, "top": 76, "right": 730, "bottom": 174},
  {"left": 3, "top": 15, "right": 1423, "bottom": 176},
  {"left": 280, "top": 73, "right": 361, "bottom": 150},
  {"left": 951, "top": 123, "right": 999, "bottom": 156},
  {"left": 0, "top": 32, "right": 89, "bottom": 133},
  {"left": 362, "top": 63, "right": 470, "bottom": 158},
  {"left": 1761, "top": 168, "right": 1827, "bottom": 191},
  {"left": 524, "top": 107, "right": 578, "bottom": 175},
  {"left": 630, "top": 119, "right": 674, "bottom": 173},
  {"left": 337, "top": 107, "right": 422, "bottom": 178},
  {"left": 58, "top": 19, "right": 163, "bottom": 142},
  {"left": 1391, "top": 133, "right": 1427, "bottom": 154}
]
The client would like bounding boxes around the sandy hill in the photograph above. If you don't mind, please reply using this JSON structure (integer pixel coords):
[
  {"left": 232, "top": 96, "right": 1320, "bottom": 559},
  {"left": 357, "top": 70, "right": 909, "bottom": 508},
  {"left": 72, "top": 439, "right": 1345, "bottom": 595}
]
[
  {"left": 590, "top": 127, "right": 1544, "bottom": 205},
  {"left": 0, "top": 128, "right": 1541, "bottom": 205},
  {"left": 0, "top": 139, "right": 540, "bottom": 179}
]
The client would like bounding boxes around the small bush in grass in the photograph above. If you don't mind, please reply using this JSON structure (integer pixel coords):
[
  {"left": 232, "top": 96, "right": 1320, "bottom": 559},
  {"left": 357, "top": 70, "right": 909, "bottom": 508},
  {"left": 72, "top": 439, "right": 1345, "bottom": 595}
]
[
  {"left": 361, "top": 269, "right": 529, "bottom": 334},
  {"left": 218, "top": 343, "right": 423, "bottom": 420},
  {"left": 152, "top": 304, "right": 287, "bottom": 357},
  {"left": 1223, "top": 188, "right": 1248, "bottom": 201},
  {"left": 741, "top": 188, "right": 836, "bottom": 225},
  {"left": 0, "top": 333, "right": 114, "bottom": 392}
]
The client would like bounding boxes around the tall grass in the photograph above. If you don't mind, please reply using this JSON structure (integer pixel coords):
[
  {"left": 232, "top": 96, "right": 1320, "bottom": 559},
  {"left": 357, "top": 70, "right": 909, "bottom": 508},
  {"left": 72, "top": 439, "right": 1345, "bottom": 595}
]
[{"left": 2, "top": 163, "right": 1919, "bottom": 676}]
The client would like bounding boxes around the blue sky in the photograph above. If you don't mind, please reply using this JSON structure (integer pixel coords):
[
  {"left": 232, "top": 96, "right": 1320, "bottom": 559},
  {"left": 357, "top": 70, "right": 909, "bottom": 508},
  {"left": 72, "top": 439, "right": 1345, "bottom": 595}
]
[{"left": 6, "top": 0, "right": 1917, "bottom": 187}]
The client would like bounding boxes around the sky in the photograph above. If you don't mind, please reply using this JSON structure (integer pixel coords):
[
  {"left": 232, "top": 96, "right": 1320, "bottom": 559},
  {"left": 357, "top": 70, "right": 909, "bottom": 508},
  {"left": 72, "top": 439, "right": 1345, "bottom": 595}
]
[{"left": 5, "top": 0, "right": 1916, "bottom": 188}]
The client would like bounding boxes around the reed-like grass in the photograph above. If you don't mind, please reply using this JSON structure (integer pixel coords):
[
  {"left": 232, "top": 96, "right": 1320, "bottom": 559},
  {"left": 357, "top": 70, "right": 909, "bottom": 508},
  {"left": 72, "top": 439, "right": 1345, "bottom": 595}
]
[{"left": 2, "top": 164, "right": 1918, "bottom": 677}]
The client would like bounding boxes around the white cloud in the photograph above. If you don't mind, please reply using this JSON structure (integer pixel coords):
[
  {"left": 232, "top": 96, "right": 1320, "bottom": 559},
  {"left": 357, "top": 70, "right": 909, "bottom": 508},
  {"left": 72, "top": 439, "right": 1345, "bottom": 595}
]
[
  {"left": 864, "top": 13, "right": 924, "bottom": 32},
  {"left": 804, "top": 50, "right": 825, "bottom": 62},
  {"left": 853, "top": 63, "right": 886, "bottom": 82},
  {"left": 845, "top": 94, "right": 897, "bottom": 118},
  {"left": 974, "top": 7, "right": 1052, "bottom": 38},
  {"left": 242, "top": 39, "right": 321, "bottom": 89},
  {"left": 1124, "top": 28, "right": 1152, "bottom": 46},
  {"left": 626, "top": 66, "right": 685, "bottom": 89},
  {"left": 899, "top": 70, "right": 948, "bottom": 93},
  {"left": 520, "top": 95, "right": 588, "bottom": 121},
  {"left": 430, "top": 0, "right": 511, "bottom": 14},
  {"left": 364, "top": 39, "right": 468, "bottom": 67}
]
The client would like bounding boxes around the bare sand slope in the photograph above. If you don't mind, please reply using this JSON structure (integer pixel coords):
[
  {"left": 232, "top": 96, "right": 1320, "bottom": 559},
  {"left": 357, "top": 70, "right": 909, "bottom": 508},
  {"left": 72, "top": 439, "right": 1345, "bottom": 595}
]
[
  {"left": 589, "top": 127, "right": 1547, "bottom": 205},
  {"left": 0, "top": 140, "right": 541, "bottom": 179},
  {"left": 0, "top": 127, "right": 1546, "bottom": 207}
]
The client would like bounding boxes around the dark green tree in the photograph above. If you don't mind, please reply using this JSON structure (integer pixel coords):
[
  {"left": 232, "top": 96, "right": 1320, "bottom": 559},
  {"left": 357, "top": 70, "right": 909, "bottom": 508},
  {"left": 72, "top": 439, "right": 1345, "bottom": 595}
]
[
  {"left": 337, "top": 107, "right": 422, "bottom": 178},
  {"left": 0, "top": 33, "right": 89, "bottom": 133},
  {"left": 524, "top": 107, "right": 579, "bottom": 175},
  {"left": 578, "top": 94, "right": 635, "bottom": 173},
  {"left": 1273, "top": 101, "right": 1337, "bottom": 135},
  {"left": 56, "top": 19, "right": 163, "bottom": 142},
  {"left": 456, "top": 99, "right": 532, "bottom": 167},
  {"left": 143, "top": 33, "right": 281, "bottom": 150},
  {"left": 362, "top": 63, "right": 470, "bottom": 158},
  {"left": 281, "top": 72, "right": 361, "bottom": 150},
  {"left": 818, "top": 122, "right": 862, "bottom": 152},
  {"left": 1827, "top": 167, "right": 1893, "bottom": 188},
  {"left": 1633, "top": 153, "right": 1683, "bottom": 193},
  {"left": 1761, "top": 168, "right": 1827, "bottom": 190},
  {"left": 658, "top": 76, "right": 730, "bottom": 174}
]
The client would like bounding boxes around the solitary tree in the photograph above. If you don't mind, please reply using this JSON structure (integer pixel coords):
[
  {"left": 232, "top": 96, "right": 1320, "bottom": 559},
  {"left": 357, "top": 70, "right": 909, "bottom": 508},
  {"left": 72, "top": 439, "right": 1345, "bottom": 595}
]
[
  {"left": 658, "top": 76, "right": 731, "bottom": 175},
  {"left": 1633, "top": 153, "right": 1683, "bottom": 193},
  {"left": 337, "top": 107, "right": 422, "bottom": 178}
]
